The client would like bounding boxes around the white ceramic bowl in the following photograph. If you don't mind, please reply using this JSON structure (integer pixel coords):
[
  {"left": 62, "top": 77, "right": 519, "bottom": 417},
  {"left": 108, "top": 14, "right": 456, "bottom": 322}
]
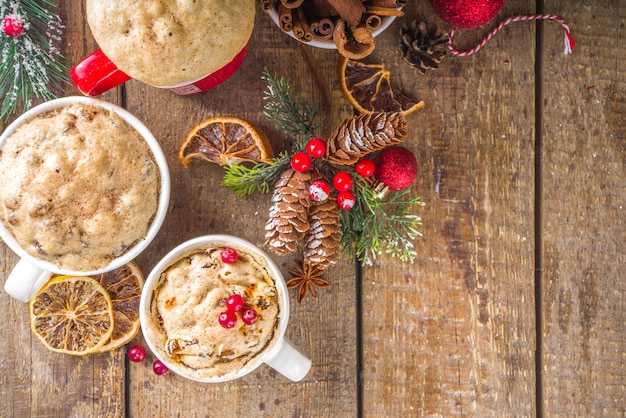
[
  {"left": 0, "top": 96, "right": 170, "bottom": 301},
  {"left": 266, "top": 8, "right": 397, "bottom": 49}
]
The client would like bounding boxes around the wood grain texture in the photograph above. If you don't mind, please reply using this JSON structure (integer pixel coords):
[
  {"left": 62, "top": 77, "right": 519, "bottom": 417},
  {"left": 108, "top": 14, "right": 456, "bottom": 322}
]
[
  {"left": 360, "top": 1, "right": 537, "bottom": 415},
  {"left": 123, "top": 9, "right": 357, "bottom": 417},
  {"left": 540, "top": 1, "right": 626, "bottom": 416}
]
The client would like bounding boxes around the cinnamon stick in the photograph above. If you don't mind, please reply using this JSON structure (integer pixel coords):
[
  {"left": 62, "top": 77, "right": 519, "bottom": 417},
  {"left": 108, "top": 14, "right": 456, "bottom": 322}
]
[
  {"left": 293, "top": 7, "right": 314, "bottom": 42},
  {"left": 280, "top": 0, "right": 305, "bottom": 9},
  {"left": 312, "top": 0, "right": 339, "bottom": 17},
  {"left": 364, "top": 0, "right": 407, "bottom": 7},
  {"left": 326, "top": 0, "right": 365, "bottom": 27},
  {"left": 364, "top": 14, "right": 382, "bottom": 31},
  {"left": 310, "top": 17, "right": 335, "bottom": 40},
  {"left": 364, "top": 5, "right": 404, "bottom": 16},
  {"left": 278, "top": 3, "right": 294, "bottom": 31}
]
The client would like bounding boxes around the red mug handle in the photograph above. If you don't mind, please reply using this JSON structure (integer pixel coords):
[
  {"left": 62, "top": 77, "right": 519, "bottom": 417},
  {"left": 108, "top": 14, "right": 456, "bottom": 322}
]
[{"left": 71, "top": 49, "right": 132, "bottom": 96}]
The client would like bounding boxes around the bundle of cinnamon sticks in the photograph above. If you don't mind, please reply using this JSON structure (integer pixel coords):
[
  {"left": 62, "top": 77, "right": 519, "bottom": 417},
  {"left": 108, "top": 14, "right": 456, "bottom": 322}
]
[{"left": 260, "top": 0, "right": 406, "bottom": 59}]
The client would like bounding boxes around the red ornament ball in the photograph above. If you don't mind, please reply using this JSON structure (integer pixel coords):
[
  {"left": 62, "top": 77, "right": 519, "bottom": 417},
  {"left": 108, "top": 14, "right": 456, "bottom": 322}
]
[
  {"left": 373, "top": 146, "right": 418, "bottom": 191},
  {"left": 309, "top": 179, "right": 331, "bottom": 202},
  {"left": 431, "top": 0, "right": 505, "bottom": 29},
  {"left": 2, "top": 14, "right": 24, "bottom": 37}
]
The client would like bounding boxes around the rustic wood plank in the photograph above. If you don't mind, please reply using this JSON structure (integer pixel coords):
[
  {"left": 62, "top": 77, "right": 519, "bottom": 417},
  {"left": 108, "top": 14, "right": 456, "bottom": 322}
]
[
  {"left": 0, "top": 2, "right": 126, "bottom": 418},
  {"left": 124, "top": 10, "right": 357, "bottom": 416},
  {"left": 540, "top": 1, "right": 626, "bottom": 416},
  {"left": 360, "top": 0, "right": 537, "bottom": 415}
]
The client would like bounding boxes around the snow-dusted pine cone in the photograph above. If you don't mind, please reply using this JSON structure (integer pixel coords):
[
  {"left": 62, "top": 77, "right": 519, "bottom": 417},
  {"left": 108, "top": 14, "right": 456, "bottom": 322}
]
[
  {"left": 325, "top": 111, "right": 408, "bottom": 165},
  {"left": 264, "top": 168, "right": 313, "bottom": 255},
  {"left": 303, "top": 196, "right": 342, "bottom": 270}
]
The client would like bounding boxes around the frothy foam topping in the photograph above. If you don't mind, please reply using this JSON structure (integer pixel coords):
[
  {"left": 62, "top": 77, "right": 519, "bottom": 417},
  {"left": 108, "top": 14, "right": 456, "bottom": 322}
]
[{"left": 146, "top": 243, "right": 282, "bottom": 380}]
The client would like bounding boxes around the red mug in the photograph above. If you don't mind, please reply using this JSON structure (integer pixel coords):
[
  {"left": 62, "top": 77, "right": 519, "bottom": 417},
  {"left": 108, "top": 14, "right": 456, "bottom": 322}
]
[{"left": 71, "top": 42, "right": 250, "bottom": 97}]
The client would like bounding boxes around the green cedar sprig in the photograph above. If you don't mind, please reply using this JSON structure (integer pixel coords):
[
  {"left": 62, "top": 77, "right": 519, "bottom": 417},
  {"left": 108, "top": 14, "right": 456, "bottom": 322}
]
[
  {"left": 261, "top": 67, "right": 324, "bottom": 138},
  {"left": 341, "top": 176, "right": 424, "bottom": 265},
  {"left": 222, "top": 152, "right": 290, "bottom": 197}
]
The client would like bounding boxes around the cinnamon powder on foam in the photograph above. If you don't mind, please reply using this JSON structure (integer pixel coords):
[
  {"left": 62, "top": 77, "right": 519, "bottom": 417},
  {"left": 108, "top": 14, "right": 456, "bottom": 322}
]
[{"left": 0, "top": 104, "right": 160, "bottom": 271}]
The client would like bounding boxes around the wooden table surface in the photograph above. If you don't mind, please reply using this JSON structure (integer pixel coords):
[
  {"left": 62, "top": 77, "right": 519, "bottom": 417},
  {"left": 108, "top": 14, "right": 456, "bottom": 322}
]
[{"left": 1, "top": 0, "right": 625, "bottom": 416}]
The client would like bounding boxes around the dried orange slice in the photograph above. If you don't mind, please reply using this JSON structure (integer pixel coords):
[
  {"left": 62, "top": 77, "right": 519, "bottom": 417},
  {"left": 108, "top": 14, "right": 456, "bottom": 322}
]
[
  {"left": 92, "top": 262, "right": 144, "bottom": 353},
  {"left": 338, "top": 55, "right": 425, "bottom": 116},
  {"left": 179, "top": 116, "right": 274, "bottom": 167},
  {"left": 30, "top": 276, "right": 114, "bottom": 355}
]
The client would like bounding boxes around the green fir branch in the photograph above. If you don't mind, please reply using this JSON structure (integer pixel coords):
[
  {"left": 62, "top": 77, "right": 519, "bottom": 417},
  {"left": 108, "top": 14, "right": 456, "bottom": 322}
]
[
  {"left": 0, "top": 0, "right": 69, "bottom": 122},
  {"left": 222, "top": 152, "right": 290, "bottom": 197},
  {"left": 262, "top": 67, "right": 324, "bottom": 138}
]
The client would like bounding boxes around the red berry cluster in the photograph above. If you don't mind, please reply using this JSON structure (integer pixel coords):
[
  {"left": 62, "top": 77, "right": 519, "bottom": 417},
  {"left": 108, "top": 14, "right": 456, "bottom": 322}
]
[
  {"left": 218, "top": 248, "right": 258, "bottom": 328},
  {"left": 219, "top": 293, "right": 258, "bottom": 328},
  {"left": 127, "top": 345, "right": 169, "bottom": 376},
  {"left": 293, "top": 138, "right": 377, "bottom": 211}
]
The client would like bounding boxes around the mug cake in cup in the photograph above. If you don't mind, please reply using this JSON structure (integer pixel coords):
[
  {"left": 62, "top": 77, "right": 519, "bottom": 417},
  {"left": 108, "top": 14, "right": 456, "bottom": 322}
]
[
  {"left": 0, "top": 97, "right": 170, "bottom": 302},
  {"left": 140, "top": 235, "right": 311, "bottom": 382}
]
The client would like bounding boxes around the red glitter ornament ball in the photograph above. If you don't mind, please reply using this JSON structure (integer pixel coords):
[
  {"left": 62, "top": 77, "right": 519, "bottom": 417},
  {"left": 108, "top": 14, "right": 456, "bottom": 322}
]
[
  {"left": 373, "top": 146, "right": 418, "bottom": 191},
  {"left": 431, "top": 0, "right": 505, "bottom": 28}
]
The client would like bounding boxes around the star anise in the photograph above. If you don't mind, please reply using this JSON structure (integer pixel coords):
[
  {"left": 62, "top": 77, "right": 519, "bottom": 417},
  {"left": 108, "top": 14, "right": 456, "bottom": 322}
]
[{"left": 286, "top": 260, "right": 331, "bottom": 303}]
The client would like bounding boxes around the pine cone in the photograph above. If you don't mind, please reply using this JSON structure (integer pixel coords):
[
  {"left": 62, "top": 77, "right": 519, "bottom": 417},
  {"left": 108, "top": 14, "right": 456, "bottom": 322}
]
[
  {"left": 325, "top": 111, "right": 408, "bottom": 165},
  {"left": 303, "top": 196, "right": 342, "bottom": 270},
  {"left": 264, "top": 168, "right": 312, "bottom": 255},
  {"left": 400, "top": 21, "right": 449, "bottom": 74}
]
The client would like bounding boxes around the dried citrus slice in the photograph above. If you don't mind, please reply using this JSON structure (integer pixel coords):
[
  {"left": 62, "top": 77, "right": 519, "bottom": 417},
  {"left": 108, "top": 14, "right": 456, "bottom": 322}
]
[
  {"left": 30, "top": 276, "right": 114, "bottom": 355},
  {"left": 92, "top": 262, "right": 144, "bottom": 353},
  {"left": 338, "top": 55, "right": 425, "bottom": 116},
  {"left": 179, "top": 116, "right": 274, "bottom": 167}
]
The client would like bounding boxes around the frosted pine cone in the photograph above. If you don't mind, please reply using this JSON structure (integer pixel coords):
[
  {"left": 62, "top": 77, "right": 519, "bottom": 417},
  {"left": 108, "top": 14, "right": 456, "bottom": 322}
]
[
  {"left": 325, "top": 112, "right": 408, "bottom": 165},
  {"left": 264, "top": 169, "right": 313, "bottom": 255},
  {"left": 303, "top": 197, "right": 342, "bottom": 270}
]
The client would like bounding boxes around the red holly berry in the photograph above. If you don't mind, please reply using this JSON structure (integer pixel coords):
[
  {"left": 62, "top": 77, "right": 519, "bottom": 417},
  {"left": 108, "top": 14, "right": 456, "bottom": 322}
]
[
  {"left": 309, "top": 179, "right": 330, "bottom": 202},
  {"left": 226, "top": 294, "right": 245, "bottom": 312},
  {"left": 242, "top": 308, "right": 258, "bottom": 325},
  {"left": 218, "top": 310, "right": 238, "bottom": 328},
  {"left": 152, "top": 359, "right": 169, "bottom": 376},
  {"left": 2, "top": 15, "right": 24, "bottom": 37},
  {"left": 337, "top": 191, "right": 356, "bottom": 210},
  {"left": 333, "top": 172, "right": 353, "bottom": 192},
  {"left": 128, "top": 345, "right": 147, "bottom": 362},
  {"left": 220, "top": 247, "right": 238, "bottom": 264},
  {"left": 355, "top": 158, "right": 375, "bottom": 178},
  {"left": 290, "top": 152, "right": 311, "bottom": 172},
  {"left": 305, "top": 137, "right": 326, "bottom": 158}
]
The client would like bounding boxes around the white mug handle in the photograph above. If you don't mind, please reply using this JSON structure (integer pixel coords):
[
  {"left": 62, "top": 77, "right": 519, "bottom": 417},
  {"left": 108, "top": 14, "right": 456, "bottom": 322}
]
[
  {"left": 4, "top": 258, "right": 53, "bottom": 302},
  {"left": 263, "top": 336, "right": 312, "bottom": 382}
]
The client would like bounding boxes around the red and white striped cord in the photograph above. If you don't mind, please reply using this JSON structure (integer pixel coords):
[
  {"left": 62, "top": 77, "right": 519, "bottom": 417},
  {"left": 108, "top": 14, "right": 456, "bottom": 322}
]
[{"left": 448, "top": 15, "right": 576, "bottom": 57}]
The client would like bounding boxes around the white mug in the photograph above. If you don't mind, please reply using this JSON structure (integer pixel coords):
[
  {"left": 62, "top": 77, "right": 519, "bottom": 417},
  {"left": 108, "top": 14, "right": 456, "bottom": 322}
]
[
  {"left": 139, "top": 235, "right": 312, "bottom": 382},
  {"left": 0, "top": 97, "right": 171, "bottom": 302}
]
